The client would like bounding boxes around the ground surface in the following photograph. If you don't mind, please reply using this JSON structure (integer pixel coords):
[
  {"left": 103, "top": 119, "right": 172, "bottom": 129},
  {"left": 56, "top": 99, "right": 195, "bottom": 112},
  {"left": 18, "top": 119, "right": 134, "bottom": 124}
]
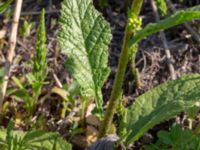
[{"left": 0, "top": 0, "right": 200, "bottom": 149}]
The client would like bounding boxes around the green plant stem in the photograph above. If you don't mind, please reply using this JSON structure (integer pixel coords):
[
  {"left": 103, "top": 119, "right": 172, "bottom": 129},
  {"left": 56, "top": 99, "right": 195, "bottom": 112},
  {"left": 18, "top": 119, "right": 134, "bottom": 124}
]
[
  {"left": 80, "top": 99, "right": 89, "bottom": 128},
  {"left": 98, "top": 0, "right": 143, "bottom": 138},
  {"left": 131, "top": 45, "right": 141, "bottom": 88}
]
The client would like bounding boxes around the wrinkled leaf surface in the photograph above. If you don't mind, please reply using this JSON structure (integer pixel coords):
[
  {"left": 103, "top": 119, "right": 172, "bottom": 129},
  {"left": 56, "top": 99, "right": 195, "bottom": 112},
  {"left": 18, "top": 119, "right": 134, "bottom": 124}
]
[
  {"left": 58, "top": 0, "right": 112, "bottom": 110},
  {"left": 125, "top": 74, "right": 200, "bottom": 145}
]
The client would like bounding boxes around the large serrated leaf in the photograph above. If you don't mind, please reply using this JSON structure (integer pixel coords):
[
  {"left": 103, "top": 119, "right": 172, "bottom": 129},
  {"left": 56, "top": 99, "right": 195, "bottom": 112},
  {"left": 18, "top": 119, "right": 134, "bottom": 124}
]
[
  {"left": 128, "top": 5, "right": 200, "bottom": 47},
  {"left": 58, "top": 0, "right": 112, "bottom": 111},
  {"left": 125, "top": 74, "right": 200, "bottom": 146}
]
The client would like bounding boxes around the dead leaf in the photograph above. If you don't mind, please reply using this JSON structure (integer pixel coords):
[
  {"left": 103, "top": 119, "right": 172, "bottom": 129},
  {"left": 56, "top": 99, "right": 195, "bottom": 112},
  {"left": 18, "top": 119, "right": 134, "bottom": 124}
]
[
  {"left": 86, "top": 125, "right": 99, "bottom": 144},
  {"left": 86, "top": 115, "right": 100, "bottom": 127}
]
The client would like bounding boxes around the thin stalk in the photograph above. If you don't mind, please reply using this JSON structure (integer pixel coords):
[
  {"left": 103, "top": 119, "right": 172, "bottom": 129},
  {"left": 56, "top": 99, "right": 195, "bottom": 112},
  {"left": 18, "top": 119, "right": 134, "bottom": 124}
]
[
  {"left": 0, "top": 0, "right": 23, "bottom": 105},
  {"left": 130, "top": 45, "right": 142, "bottom": 88},
  {"left": 99, "top": 0, "right": 143, "bottom": 138},
  {"left": 80, "top": 98, "right": 90, "bottom": 128}
]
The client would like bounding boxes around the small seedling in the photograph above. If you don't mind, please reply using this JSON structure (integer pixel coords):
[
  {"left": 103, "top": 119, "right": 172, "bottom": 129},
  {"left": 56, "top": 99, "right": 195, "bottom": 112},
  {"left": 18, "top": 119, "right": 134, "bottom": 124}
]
[
  {"left": 145, "top": 125, "right": 200, "bottom": 150},
  {"left": 0, "top": 120, "right": 71, "bottom": 150},
  {"left": 19, "top": 20, "right": 35, "bottom": 39},
  {"left": 11, "top": 10, "right": 47, "bottom": 116}
]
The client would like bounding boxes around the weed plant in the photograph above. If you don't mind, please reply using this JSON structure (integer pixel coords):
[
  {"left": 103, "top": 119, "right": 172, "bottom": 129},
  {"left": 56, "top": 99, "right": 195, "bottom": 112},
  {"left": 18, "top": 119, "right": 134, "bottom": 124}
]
[{"left": 0, "top": 0, "right": 200, "bottom": 149}]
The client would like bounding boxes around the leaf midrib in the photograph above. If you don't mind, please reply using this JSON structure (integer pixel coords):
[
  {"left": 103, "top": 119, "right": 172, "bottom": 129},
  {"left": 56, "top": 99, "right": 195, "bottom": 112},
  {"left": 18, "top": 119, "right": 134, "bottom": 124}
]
[{"left": 75, "top": 0, "right": 104, "bottom": 97}]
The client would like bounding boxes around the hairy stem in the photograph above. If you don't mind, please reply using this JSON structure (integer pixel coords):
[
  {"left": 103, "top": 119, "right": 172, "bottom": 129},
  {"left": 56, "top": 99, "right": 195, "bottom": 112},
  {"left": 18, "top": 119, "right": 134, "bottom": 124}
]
[{"left": 99, "top": 0, "right": 143, "bottom": 138}]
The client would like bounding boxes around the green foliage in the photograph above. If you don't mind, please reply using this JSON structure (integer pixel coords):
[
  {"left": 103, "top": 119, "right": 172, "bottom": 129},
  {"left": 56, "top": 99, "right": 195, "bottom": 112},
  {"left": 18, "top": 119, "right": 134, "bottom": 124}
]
[
  {"left": 0, "top": 0, "right": 12, "bottom": 14},
  {"left": 0, "top": 68, "right": 6, "bottom": 85},
  {"left": 19, "top": 20, "right": 35, "bottom": 38},
  {"left": 10, "top": 10, "right": 47, "bottom": 115},
  {"left": 57, "top": 0, "right": 200, "bottom": 144},
  {"left": 124, "top": 74, "right": 200, "bottom": 146},
  {"left": 117, "top": 102, "right": 128, "bottom": 138},
  {"left": 145, "top": 125, "right": 200, "bottom": 150},
  {"left": 34, "top": 9, "right": 47, "bottom": 82},
  {"left": 0, "top": 121, "right": 72, "bottom": 150},
  {"left": 155, "top": 0, "right": 168, "bottom": 16},
  {"left": 128, "top": 10, "right": 142, "bottom": 33},
  {"left": 128, "top": 5, "right": 200, "bottom": 47},
  {"left": 4, "top": 0, "right": 200, "bottom": 149},
  {"left": 58, "top": 0, "right": 112, "bottom": 114}
]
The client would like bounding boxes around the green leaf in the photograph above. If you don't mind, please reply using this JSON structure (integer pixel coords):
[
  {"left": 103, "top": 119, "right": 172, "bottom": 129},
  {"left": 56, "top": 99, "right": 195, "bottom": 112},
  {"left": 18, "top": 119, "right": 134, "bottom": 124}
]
[
  {"left": 51, "top": 87, "right": 69, "bottom": 102},
  {"left": 0, "top": 68, "right": 6, "bottom": 84},
  {"left": 19, "top": 20, "right": 35, "bottom": 38},
  {"left": 0, "top": 68, "right": 5, "bottom": 78},
  {"left": 12, "top": 76, "right": 24, "bottom": 89},
  {"left": 125, "top": 74, "right": 200, "bottom": 146},
  {"left": 146, "top": 125, "right": 200, "bottom": 150},
  {"left": 158, "top": 125, "right": 191, "bottom": 146},
  {"left": 0, "top": 129, "right": 72, "bottom": 150},
  {"left": 23, "top": 131, "right": 72, "bottom": 150},
  {"left": 0, "top": 0, "right": 12, "bottom": 14},
  {"left": 58, "top": 0, "right": 112, "bottom": 111},
  {"left": 128, "top": 5, "right": 200, "bottom": 47},
  {"left": 11, "top": 89, "right": 29, "bottom": 101},
  {"left": 155, "top": 0, "right": 168, "bottom": 16}
]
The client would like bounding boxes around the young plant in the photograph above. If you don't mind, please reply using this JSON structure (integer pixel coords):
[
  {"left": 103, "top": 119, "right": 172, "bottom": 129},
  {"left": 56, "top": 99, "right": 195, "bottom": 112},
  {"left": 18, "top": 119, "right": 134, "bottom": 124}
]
[
  {"left": 11, "top": 10, "right": 47, "bottom": 116},
  {"left": 19, "top": 20, "right": 35, "bottom": 39},
  {"left": 0, "top": 121, "right": 72, "bottom": 150},
  {"left": 58, "top": 0, "right": 200, "bottom": 148},
  {"left": 145, "top": 125, "right": 200, "bottom": 150}
]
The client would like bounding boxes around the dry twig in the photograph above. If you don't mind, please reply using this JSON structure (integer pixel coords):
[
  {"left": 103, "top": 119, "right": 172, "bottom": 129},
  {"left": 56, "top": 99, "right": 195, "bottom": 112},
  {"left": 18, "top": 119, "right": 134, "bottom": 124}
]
[
  {"left": 21, "top": 9, "right": 59, "bottom": 16},
  {"left": 150, "top": 0, "right": 176, "bottom": 80},
  {"left": 0, "top": 0, "right": 23, "bottom": 105}
]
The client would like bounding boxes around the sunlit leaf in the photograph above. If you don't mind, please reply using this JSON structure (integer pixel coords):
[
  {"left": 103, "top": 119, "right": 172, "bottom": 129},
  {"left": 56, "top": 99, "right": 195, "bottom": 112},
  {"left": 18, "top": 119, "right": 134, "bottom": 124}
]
[
  {"left": 58, "top": 0, "right": 112, "bottom": 113},
  {"left": 125, "top": 74, "right": 200, "bottom": 145}
]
